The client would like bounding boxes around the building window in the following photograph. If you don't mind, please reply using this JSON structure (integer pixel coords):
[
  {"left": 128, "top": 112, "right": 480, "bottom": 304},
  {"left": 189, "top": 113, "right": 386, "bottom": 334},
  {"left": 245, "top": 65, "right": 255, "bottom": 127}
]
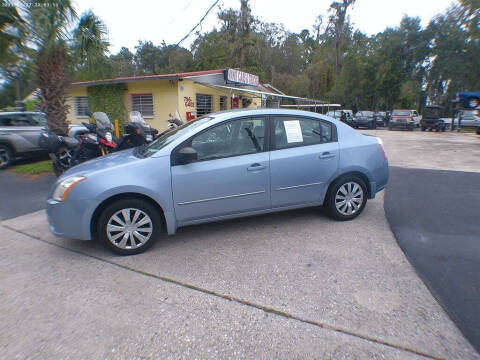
[
  {"left": 75, "top": 96, "right": 90, "bottom": 117},
  {"left": 219, "top": 96, "right": 227, "bottom": 111},
  {"left": 196, "top": 94, "right": 213, "bottom": 117},
  {"left": 131, "top": 94, "right": 154, "bottom": 117}
]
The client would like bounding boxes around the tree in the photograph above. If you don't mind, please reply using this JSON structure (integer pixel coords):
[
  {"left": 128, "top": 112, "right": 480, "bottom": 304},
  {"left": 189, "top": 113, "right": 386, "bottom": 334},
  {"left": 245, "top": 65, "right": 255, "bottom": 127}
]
[
  {"left": 327, "top": 0, "right": 355, "bottom": 75},
  {"left": 4, "top": 1, "right": 108, "bottom": 134}
]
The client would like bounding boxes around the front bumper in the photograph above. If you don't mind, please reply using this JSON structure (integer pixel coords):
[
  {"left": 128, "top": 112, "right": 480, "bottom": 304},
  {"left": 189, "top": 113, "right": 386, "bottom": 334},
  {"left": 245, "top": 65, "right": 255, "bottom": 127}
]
[
  {"left": 390, "top": 121, "right": 413, "bottom": 128},
  {"left": 46, "top": 198, "right": 99, "bottom": 240}
]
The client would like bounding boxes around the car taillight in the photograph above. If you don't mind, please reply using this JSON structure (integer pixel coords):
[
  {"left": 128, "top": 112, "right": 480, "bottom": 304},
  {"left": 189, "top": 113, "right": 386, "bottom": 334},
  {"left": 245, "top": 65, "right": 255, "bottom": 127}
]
[{"left": 377, "top": 137, "right": 386, "bottom": 159}]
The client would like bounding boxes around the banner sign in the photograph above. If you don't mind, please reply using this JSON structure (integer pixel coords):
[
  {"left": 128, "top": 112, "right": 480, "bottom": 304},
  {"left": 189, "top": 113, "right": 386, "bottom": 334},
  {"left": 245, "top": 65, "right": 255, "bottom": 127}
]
[{"left": 225, "top": 68, "right": 259, "bottom": 86}]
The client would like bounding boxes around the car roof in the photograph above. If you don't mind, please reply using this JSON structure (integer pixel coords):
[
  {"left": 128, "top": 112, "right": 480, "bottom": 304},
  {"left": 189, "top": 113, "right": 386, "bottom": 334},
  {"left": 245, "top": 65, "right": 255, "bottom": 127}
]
[
  {"left": 0, "top": 112, "right": 44, "bottom": 116},
  {"left": 152, "top": 108, "right": 347, "bottom": 157}
]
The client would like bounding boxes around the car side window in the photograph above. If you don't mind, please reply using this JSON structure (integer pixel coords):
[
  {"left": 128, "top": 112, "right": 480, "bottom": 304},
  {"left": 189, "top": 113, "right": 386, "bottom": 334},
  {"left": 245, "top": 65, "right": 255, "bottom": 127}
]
[
  {"left": 11, "top": 115, "right": 30, "bottom": 126},
  {"left": 187, "top": 117, "right": 266, "bottom": 162},
  {"left": 0, "top": 117, "right": 12, "bottom": 126},
  {"left": 273, "top": 116, "right": 333, "bottom": 150}
]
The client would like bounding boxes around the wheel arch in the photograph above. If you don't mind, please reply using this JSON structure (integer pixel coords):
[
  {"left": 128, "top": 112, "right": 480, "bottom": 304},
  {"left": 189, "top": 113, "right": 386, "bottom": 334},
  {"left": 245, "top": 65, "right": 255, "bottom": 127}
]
[
  {"left": 0, "top": 139, "right": 16, "bottom": 154},
  {"left": 90, "top": 192, "right": 168, "bottom": 240},
  {"left": 326, "top": 170, "right": 372, "bottom": 200}
]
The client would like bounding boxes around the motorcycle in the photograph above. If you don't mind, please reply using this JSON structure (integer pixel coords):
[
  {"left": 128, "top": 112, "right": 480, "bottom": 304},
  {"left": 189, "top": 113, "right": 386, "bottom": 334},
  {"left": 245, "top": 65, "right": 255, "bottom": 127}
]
[
  {"left": 39, "top": 112, "right": 116, "bottom": 176},
  {"left": 116, "top": 111, "right": 158, "bottom": 150},
  {"left": 157, "top": 113, "right": 184, "bottom": 137},
  {"left": 40, "top": 112, "right": 159, "bottom": 176}
]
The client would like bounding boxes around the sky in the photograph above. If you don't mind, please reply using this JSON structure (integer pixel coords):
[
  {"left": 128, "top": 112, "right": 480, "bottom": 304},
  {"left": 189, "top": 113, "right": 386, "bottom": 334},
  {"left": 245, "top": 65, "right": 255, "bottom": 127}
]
[{"left": 73, "top": 0, "right": 456, "bottom": 54}]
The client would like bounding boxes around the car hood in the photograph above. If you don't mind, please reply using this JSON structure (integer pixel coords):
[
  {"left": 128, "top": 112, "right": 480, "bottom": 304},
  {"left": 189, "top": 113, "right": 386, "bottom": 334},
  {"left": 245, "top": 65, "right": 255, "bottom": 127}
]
[{"left": 62, "top": 148, "right": 141, "bottom": 178}]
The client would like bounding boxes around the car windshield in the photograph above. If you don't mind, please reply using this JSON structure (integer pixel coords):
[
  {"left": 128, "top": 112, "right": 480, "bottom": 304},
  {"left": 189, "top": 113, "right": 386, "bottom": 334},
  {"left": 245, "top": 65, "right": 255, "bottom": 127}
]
[
  {"left": 423, "top": 107, "right": 443, "bottom": 117},
  {"left": 129, "top": 111, "right": 148, "bottom": 125},
  {"left": 357, "top": 111, "right": 373, "bottom": 116},
  {"left": 136, "top": 116, "right": 214, "bottom": 157},
  {"left": 393, "top": 110, "right": 411, "bottom": 116},
  {"left": 93, "top": 112, "right": 113, "bottom": 130}
]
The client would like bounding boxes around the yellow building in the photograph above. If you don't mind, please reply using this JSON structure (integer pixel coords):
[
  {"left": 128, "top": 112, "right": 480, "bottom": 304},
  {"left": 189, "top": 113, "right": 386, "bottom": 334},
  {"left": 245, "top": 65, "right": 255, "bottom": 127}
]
[{"left": 67, "top": 68, "right": 284, "bottom": 131}]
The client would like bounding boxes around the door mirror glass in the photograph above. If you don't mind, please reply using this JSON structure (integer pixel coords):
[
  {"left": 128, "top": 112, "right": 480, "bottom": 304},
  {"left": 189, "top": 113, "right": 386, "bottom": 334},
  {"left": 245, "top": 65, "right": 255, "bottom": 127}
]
[{"left": 176, "top": 146, "right": 198, "bottom": 165}]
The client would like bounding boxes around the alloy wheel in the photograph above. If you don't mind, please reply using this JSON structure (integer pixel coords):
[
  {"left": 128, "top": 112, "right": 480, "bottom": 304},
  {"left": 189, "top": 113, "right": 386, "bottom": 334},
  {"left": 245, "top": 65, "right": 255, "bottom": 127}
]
[
  {"left": 106, "top": 208, "right": 153, "bottom": 250},
  {"left": 335, "top": 182, "right": 364, "bottom": 215}
]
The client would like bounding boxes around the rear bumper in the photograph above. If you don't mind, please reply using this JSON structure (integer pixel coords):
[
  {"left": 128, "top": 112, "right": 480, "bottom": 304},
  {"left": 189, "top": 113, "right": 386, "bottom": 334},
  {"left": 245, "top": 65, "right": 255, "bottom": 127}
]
[
  {"left": 369, "top": 159, "right": 389, "bottom": 199},
  {"left": 46, "top": 198, "right": 99, "bottom": 240}
]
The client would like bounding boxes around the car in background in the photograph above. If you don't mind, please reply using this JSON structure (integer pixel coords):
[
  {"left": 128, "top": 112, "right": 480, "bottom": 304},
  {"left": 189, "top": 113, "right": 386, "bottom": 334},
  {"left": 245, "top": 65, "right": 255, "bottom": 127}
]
[
  {"left": 46, "top": 109, "right": 389, "bottom": 255},
  {"left": 374, "top": 112, "right": 388, "bottom": 127},
  {"left": 421, "top": 105, "right": 446, "bottom": 132},
  {"left": 456, "top": 92, "right": 480, "bottom": 109},
  {"left": 0, "top": 111, "right": 87, "bottom": 169},
  {"left": 389, "top": 109, "right": 417, "bottom": 131},
  {"left": 353, "top": 111, "right": 376, "bottom": 129},
  {"left": 455, "top": 109, "right": 480, "bottom": 128},
  {"left": 326, "top": 110, "right": 354, "bottom": 127}
]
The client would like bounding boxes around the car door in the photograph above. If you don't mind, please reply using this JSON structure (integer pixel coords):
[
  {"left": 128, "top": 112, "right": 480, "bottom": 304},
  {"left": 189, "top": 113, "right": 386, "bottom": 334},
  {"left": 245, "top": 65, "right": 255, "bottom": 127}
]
[
  {"left": 270, "top": 115, "right": 339, "bottom": 208},
  {"left": 10, "top": 114, "right": 44, "bottom": 152},
  {"left": 171, "top": 116, "right": 270, "bottom": 223}
]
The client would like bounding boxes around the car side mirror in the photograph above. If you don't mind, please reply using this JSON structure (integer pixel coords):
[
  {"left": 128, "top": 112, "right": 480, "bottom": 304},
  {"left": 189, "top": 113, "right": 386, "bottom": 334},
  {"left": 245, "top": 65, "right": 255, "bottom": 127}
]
[{"left": 175, "top": 147, "right": 198, "bottom": 165}]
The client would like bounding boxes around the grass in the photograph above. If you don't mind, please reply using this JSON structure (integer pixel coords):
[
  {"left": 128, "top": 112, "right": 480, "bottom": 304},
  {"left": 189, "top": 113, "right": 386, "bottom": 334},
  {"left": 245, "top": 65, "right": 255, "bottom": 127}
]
[{"left": 12, "top": 160, "right": 53, "bottom": 175}]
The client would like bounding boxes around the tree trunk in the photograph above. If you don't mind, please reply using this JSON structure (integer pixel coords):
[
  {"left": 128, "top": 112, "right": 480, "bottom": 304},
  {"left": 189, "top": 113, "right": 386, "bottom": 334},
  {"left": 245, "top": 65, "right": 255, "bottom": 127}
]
[{"left": 36, "top": 46, "right": 70, "bottom": 136}]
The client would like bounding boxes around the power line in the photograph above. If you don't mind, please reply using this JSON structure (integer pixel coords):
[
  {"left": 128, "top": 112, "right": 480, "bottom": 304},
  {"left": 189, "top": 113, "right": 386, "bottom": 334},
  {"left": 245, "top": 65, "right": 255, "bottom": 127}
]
[{"left": 174, "top": 0, "right": 221, "bottom": 48}]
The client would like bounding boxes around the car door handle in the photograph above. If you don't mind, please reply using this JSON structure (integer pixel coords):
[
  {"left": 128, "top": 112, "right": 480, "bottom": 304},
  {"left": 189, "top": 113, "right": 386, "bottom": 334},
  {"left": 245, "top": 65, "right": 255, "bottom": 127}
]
[
  {"left": 247, "top": 163, "right": 266, "bottom": 171},
  {"left": 319, "top": 152, "right": 336, "bottom": 159}
]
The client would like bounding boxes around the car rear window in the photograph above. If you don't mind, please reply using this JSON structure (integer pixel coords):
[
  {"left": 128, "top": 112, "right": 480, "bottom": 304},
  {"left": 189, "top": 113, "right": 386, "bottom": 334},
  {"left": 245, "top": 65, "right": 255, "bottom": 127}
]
[{"left": 393, "top": 110, "right": 411, "bottom": 116}]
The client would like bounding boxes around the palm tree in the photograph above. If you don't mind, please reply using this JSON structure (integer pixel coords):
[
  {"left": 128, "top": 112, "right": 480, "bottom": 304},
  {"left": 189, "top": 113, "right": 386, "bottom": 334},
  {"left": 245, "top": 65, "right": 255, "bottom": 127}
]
[
  {"left": 0, "top": 1, "right": 26, "bottom": 100},
  {"left": 17, "top": 0, "right": 108, "bottom": 135}
]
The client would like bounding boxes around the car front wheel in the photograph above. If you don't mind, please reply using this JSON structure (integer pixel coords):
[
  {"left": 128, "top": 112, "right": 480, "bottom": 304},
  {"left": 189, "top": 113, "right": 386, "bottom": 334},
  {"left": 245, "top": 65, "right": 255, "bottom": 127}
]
[
  {"left": 325, "top": 176, "right": 367, "bottom": 221},
  {"left": 98, "top": 198, "right": 162, "bottom": 255},
  {"left": 0, "top": 145, "right": 13, "bottom": 169}
]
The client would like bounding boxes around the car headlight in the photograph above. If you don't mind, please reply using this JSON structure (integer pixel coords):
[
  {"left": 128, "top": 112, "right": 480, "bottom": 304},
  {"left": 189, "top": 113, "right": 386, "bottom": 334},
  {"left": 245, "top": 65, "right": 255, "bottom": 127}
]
[
  {"left": 105, "top": 132, "right": 113, "bottom": 143},
  {"left": 52, "top": 176, "right": 86, "bottom": 202}
]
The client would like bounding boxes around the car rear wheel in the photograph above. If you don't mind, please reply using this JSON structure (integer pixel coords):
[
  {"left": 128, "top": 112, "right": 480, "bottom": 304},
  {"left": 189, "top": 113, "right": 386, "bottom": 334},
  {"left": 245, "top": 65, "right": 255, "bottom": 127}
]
[
  {"left": 98, "top": 198, "right": 162, "bottom": 255},
  {"left": 325, "top": 176, "right": 367, "bottom": 221},
  {"left": 0, "top": 145, "right": 13, "bottom": 169}
]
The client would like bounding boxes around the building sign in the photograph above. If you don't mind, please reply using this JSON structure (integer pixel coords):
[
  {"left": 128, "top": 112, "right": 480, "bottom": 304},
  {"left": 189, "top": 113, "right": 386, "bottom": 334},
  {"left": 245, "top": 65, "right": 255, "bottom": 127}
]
[{"left": 225, "top": 68, "right": 259, "bottom": 87}]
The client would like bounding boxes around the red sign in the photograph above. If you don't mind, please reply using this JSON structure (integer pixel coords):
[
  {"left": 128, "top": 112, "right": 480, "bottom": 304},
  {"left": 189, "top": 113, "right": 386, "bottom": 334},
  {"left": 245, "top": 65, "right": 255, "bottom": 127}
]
[{"left": 225, "top": 68, "right": 259, "bottom": 86}]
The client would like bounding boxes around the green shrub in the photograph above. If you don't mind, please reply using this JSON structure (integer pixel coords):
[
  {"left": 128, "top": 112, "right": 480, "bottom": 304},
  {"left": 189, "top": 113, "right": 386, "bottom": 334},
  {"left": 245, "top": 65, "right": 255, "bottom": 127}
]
[{"left": 86, "top": 84, "right": 127, "bottom": 133}]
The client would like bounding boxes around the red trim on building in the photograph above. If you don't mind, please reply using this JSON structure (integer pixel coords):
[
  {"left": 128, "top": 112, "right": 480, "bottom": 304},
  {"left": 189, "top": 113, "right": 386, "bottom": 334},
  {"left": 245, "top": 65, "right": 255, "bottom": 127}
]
[{"left": 72, "top": 69, "right": 227, "bottom": 87}]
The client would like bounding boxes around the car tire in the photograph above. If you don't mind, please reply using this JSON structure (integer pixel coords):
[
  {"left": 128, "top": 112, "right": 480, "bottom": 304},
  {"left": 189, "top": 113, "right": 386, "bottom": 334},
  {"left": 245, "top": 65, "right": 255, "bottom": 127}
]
[
  {"left": 0, "top": 145, "right": 13, "bottom": 169},
  {"left": 476, "top": 127, "right": 480, "bottom": 135},
  {"left": 325, "top": 176, "right": 368, "bottom": 221},
  {"left": 372, "top": 121, "right": 377, "bottom": 129},
  {"left": 421, "top": 126, "right": 426, "bottom": 131},
  {"left": 52, "top": 161, "right": 64, "bottom": 177},
  {"left": 388, "top": 125, "right": 392, "bottom": 131},
  {"left": 408, "top": 124, "right": 414, "bottom": 131},
  {"left": 98, "top": 198, "right": 162, "bottom": 255}
]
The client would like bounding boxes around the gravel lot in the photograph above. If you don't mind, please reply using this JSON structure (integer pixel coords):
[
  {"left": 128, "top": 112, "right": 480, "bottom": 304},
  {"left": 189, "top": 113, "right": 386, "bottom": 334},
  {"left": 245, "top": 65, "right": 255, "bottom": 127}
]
[{"left": 1, "top": 128, "right": 479, "bottom": 359}]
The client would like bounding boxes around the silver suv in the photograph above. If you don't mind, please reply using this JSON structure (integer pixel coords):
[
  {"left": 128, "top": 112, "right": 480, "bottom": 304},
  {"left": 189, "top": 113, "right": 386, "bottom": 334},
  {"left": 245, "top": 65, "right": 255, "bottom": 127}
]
[
  {"left": 0, "top": 111, "right": 89, "bottom": 169},
  {"left": 0, "top": 112, "right": 48, "bottom": 169}
]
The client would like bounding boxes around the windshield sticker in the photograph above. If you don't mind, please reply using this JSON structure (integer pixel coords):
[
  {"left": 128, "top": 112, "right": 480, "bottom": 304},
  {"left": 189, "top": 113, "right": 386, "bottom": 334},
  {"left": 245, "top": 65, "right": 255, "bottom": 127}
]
[{"left": 283, "top": 120, "right": 303, "bottom": 143}]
